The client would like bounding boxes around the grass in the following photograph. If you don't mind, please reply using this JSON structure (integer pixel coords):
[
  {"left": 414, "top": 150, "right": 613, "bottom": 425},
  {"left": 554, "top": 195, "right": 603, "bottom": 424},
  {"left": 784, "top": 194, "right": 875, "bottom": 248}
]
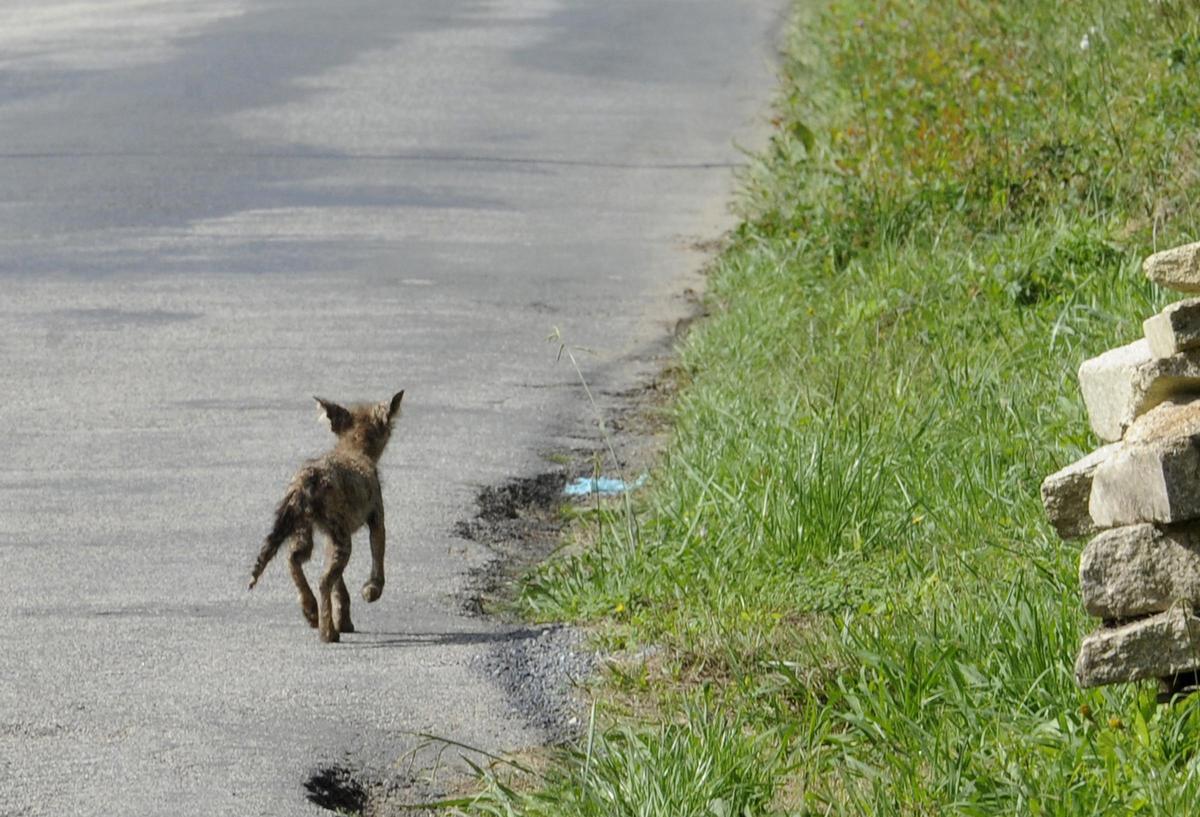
[
  {"left": 467, "top": 704, "right": 779, "bottom": 817},
  {"left": 461, "top": 0, "right": 1200, "bottom": 814}
]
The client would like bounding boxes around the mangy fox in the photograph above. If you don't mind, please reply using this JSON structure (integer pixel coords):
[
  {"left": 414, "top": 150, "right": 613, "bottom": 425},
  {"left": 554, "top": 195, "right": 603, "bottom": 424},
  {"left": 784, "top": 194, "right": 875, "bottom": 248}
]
[{"left": 249, "top": 391, "right": 404, "bottom": 642}]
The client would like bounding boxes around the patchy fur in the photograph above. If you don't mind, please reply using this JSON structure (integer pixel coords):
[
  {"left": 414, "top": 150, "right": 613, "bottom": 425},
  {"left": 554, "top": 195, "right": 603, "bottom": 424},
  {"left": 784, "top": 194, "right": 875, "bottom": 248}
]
[{"left": 249, "top": 391, "right": 404, "bottom": 642}]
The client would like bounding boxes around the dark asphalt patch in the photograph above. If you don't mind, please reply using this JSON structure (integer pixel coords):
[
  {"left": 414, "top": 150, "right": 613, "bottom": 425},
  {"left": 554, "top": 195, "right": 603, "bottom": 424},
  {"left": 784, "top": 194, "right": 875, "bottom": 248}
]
[
  {"left": 467, "top": 471, "right": 567, "bottom": 524},
  {"left": 454, "top": 470, "right": 568, "bottom": 617},
  {"left": 303, "top": 765, "right": 368, "bottom": 814}
]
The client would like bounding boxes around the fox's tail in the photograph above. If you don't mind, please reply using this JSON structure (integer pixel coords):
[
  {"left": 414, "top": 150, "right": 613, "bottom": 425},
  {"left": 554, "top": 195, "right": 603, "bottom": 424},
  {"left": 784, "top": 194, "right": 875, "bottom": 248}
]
[{"left": 249, "top": 474, "right": 316, "bottom": 589}]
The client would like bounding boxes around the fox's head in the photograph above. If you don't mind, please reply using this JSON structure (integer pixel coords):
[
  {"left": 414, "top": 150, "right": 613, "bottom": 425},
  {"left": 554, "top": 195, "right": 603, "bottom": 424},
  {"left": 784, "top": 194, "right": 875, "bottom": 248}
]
[{"left": 315, "top": 390, "right": 404, "bottom": 462}]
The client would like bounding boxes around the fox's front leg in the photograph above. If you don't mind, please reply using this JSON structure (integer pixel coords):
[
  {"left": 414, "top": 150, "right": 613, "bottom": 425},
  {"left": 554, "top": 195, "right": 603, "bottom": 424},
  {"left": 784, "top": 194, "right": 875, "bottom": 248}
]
[{"left": 362, "top": 508, "right": 385, "bottom": 602}]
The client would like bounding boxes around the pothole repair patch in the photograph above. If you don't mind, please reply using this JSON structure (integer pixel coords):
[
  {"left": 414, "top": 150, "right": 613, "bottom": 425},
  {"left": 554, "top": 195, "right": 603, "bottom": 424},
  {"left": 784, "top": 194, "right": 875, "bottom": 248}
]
[
  {"left": 454, "top": 470, "right": 568, "bottom": 616},
  {"left": 304, "top": 765, "right": 368, "bottom": 814}
]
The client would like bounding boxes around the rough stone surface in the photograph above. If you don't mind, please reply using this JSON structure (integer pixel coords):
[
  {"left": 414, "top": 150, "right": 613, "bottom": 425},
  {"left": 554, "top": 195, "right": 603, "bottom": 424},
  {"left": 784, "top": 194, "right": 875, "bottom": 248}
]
[
  {"left": 1077, "top": 340, "right": 1200, "bottom": 441},
  {"left": 1080, "top": 523, "right": 1200, "bottom": 618},
  {"left": 1040, "top": 444, "right": 1120, "bottom": 539},
  {"left": 1076, "top": 607, "right": 1200, "bottom": 687},
  {"left": 1144, "top": 299, "right": 1200, "bottom": 358},
  {"left": 1089, "top": 401, "right": 1200, "bottom": 527},
  {"left": 1144, "top": 242, "right": 1200, "bottom": 293},
  {"left": 1123, "top": 398, "right": 1200, "bottom": 444}
]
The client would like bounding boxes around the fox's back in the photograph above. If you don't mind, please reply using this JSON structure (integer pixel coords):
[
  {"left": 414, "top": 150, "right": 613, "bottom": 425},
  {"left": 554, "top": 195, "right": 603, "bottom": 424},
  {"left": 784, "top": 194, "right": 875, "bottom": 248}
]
[{"left": 294, "top": 449, "right": 381, "bottom": 535}]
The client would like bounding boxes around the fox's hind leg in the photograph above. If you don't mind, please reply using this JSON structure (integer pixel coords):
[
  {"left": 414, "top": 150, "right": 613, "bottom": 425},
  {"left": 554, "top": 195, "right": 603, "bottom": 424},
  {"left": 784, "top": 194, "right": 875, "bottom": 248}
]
[
  {"left": 318, "top": 530, "right": 351, "bottom": 643},
  {"left": 288, "top": 525, "right": 318, "bottom": 628},
  {"left": 333, "top": 576, "right": 354, "bottom": 634}
]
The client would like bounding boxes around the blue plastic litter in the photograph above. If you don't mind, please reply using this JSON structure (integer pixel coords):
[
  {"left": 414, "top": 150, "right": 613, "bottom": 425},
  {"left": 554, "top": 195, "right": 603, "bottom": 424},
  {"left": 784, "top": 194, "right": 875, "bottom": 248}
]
[{"left": 563, "top": 475, "right": 647, "bottom": 496}]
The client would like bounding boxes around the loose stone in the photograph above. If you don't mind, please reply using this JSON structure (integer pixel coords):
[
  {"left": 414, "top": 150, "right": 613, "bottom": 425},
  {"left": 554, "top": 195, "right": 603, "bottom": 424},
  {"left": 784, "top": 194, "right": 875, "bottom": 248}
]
[
  {"left": 1076, "top": 607, "right": 1200, "bottom": 688},
  {"left": 1089, "top": 401, "right": 1200, "bottom": 528},
  {"left": 1144, "top": 298, "right": 1200, "bottom": 359},
  {"left": 1040, "top": 443, "right": 1120, "bottom": 539},
  {"left": 1144, "top": 242, "right": 1200, "bottom": 293},
  {"left": 1077, "top": 340, "right": 1200, "bottom": 442},
  {"left": 1080, "top": 523, "right": 1200, "bottom": 619}
]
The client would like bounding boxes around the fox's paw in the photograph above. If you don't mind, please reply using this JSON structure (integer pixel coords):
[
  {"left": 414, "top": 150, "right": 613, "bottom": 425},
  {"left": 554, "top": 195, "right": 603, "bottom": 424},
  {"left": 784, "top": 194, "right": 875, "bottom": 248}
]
[{"left": 361, "top": 581, "right": 383, "bottom": 603}]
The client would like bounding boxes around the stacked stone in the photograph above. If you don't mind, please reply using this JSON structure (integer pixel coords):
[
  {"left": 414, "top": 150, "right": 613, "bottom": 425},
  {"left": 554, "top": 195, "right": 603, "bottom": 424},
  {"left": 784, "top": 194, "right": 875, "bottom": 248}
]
[{"left": 1041, "top": 242, "right": 1200, "bottom": 695}]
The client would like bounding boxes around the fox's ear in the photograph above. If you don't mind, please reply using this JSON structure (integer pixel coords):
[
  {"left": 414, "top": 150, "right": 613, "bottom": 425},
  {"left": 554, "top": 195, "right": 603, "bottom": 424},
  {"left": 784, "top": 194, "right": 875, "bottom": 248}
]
[
  {"left": 315, "top": 397, "right": 352, "bottom": 434},
  {"left": 388, "top": 390, "right": 405, "bottom": 421}
]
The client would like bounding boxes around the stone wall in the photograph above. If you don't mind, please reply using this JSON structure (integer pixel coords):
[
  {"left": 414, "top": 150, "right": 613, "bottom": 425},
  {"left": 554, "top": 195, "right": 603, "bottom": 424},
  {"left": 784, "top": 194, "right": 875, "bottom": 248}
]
[{"left": 1042, "top": 242, "right": 1200, "bottom": 696}]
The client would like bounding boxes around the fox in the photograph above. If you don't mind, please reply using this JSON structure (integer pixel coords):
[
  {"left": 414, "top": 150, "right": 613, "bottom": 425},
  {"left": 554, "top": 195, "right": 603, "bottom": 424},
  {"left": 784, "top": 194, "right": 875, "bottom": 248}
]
[{"left": 249, "top": 391, "right": 404, "bottom": 642}]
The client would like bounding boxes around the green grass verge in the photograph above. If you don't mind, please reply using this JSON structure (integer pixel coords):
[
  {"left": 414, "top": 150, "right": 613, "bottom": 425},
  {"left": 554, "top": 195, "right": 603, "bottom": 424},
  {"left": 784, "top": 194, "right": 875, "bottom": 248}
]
[{"left": 466, "top": 1, "right": 1200, "bottom": 814}]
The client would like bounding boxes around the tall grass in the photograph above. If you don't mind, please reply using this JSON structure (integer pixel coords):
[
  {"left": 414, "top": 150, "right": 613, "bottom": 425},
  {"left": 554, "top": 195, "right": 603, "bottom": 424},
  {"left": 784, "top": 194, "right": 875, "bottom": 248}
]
[
  {"left": 469, "top": 0, "right": 1200, "bottom": 813},
  {"left": 468, "top": 705, "right": 780, "bottom": 817}
]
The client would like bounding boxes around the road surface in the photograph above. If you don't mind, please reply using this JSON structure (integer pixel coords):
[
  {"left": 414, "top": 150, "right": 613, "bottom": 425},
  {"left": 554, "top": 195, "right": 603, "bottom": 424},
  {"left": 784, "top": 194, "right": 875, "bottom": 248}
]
[{"left": 0, "top": 1, "right": 781, "bottom": 813}]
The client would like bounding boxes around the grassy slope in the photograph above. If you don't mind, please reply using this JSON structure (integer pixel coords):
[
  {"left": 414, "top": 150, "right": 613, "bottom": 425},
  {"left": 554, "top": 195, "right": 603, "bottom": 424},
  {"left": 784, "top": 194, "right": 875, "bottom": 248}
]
[{"left": 469, "top": 1, "right": 1200, "bottom": 814}]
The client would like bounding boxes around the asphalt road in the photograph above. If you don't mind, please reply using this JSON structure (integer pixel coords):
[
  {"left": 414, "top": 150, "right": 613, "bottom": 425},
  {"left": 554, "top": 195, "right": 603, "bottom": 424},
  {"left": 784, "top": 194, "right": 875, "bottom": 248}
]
[{"left": 0, "top": 2, "right": 781, "bottom": 814}]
